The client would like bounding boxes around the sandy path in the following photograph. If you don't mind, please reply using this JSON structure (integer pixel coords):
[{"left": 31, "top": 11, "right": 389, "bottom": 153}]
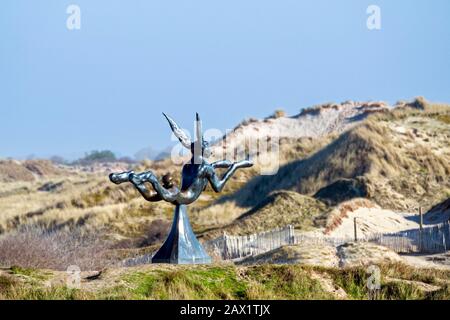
[{"left": 401, "top": 253, "right": 450, "bottom": 271}]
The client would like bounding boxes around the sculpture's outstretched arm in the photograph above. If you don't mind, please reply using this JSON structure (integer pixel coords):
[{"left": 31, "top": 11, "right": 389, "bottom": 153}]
[
  {"left": 109, "top": 171, "right": 133, "bottom": 185},
  {"left": 206, "top": 159, "right": 253, "bottom": 193},
  {"left": 130, "top": 172, "right": 180, "bottom": 203},
  {"left": 110, "top": 171, "right": 162, "bottom": 201},
  {"left": 211, "top": 160, "right": 233, "bottom": 169},
  {"left": 109, "top": 171, "right": 179, "bottom": 203}
]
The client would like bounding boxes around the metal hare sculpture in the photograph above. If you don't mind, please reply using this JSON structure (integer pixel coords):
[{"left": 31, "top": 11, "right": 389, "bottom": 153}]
[{"left": 109, "top": 113, "right": 253, "bottom": 264}]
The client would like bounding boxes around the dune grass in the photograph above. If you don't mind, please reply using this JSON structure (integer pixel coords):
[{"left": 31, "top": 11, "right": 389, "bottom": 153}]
[
  {"left": 1, "top": 263, "right": 449, "bottom": 300},
  {"left": 2, "top": 100, "right": 448, "bottom": 243},
  {"left": 198, "top": 101, "right": 450, "bottom": 224}
]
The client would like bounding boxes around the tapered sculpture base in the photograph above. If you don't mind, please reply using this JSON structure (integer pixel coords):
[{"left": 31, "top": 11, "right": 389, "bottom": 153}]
[{"left": 152, "top": 204, "right": 211, "bottom": 264}]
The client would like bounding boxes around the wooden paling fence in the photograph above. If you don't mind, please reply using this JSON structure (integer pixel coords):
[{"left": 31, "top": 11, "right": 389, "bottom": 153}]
[
  {"left": 205, "top": 225, "right": 295, "bottom": 260},
  {"left": 205, "top": 221, "right": 450, "bottom": 260},
  {"left": 367, "top": 221, "right": 450, "bottom": 254},
  {"left": 293, "top": 221, "right": 450, "bottom": 254}
]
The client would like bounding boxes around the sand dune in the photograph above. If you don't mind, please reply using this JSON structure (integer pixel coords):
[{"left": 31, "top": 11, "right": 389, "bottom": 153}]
[{"left": 329, "top": 207, "right": 420, "bottom": 238}]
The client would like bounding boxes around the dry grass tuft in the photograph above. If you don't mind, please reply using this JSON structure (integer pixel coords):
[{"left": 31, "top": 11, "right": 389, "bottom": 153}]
[{"left": 0, "top": 160, "right": 36, "bottom": 182}]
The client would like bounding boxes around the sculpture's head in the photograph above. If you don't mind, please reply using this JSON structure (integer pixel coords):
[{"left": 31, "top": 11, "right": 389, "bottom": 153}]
[
  {"left": 163, "top": 112, "right": 212, "bottom": 160},
  {"left": 162, "top": 173, "right": 174, "bottom": 188},
  {"left": 191, "top": 139, "right": 211, "bottom": 159}
]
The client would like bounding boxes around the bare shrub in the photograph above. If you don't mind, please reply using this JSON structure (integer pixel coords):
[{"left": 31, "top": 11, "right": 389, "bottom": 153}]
[
  {"left": 114, "top": 219, "right": 172, "bottom": 249},
  {"left": 138, "top": 219, "right": 171, "bottom": 247},
  {"left": 272, "top": 109, "right": 286, "bottom": 119},
  {"left": 0, "top": 225, "right": 115, "bottom": 271}
]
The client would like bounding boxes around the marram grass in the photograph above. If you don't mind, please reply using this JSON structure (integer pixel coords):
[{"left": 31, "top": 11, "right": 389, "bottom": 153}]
[{"left": 1, "top": 263, "right": 449, "bottom": 300}]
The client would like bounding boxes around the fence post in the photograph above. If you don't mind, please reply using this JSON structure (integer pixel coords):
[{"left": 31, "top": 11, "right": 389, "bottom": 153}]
[
  {"left": 447, "top": 220, "right": 450, "bottom": 250},
  {"left": 419, "top": 206, "right": 423, "bottom": 252},
  {"left": 222, "top": 234, "right": 226, "bottom": 260},
  {"left": 288, "top": 225, "right": 295, "bottom": 244},
  {"left": 354, "top": 218, "right": 358, "bottom": 242},
  {"left": 443, "top": 230, "right": 447, "bottom": 252}
]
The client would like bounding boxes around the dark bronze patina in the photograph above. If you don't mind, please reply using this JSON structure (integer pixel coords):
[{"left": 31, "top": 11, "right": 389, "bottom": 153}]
[{"left": 109, "top": 113, "right": 252, "bottom": 264}]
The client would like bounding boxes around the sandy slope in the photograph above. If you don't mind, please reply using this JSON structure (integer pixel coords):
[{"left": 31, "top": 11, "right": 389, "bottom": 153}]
[
  {"left": 210, "top": 101, "right": 390, "bottom": 158},
  {"left": 329, "top": 207, "right": 419, "bottom": 238}
]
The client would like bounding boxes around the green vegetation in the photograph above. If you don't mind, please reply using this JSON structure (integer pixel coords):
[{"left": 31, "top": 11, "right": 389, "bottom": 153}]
[
  {"left": 10, "top": 266, "right": 50, "bottom": 281},
  {"left": 0, "top": 278, "right": 92, "bottom": 300},
  {"left": 1, "top": 263, "right": 449, "bottom": 300},
  {"left": 78, "top": 150, "right": 117, "bottom": 163},
  {"left": 319, "top": 263, "right": 450, "bottom": 300},
  {"left": 326, "top": 267, "right": 369, "bottom": 299},
  {"left": 242, "top": 265, "right": 331, "bottom": 299},
  {"left": 379, "top": 281, "right": 425, "bottom": 300},
  {"left": 427, "top": 284, "right": 450, "bottom": 300},
  {"left": 325, "top": 266, "right": 427, "bottom": 300},
  {"left": 122, "top": 266, "right": 248, "bottom": 300}
]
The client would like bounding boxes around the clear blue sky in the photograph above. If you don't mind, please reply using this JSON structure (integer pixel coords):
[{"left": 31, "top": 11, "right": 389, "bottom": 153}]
[{"left": 1, "top": 0, "right": 449, "bottom": 159}]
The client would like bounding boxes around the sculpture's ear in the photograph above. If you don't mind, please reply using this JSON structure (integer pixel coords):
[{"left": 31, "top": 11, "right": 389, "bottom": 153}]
[
  {"left": 162, "top": 113, "right": 191, "bottom": 149},
  {"left": 195, "top": 113, "right": 203, "bottom": 146}
]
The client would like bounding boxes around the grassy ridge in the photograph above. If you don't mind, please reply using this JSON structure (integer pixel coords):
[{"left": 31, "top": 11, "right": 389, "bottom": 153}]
[{"left": 1, "top": 263, "right": 449, "bottom": 300}]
